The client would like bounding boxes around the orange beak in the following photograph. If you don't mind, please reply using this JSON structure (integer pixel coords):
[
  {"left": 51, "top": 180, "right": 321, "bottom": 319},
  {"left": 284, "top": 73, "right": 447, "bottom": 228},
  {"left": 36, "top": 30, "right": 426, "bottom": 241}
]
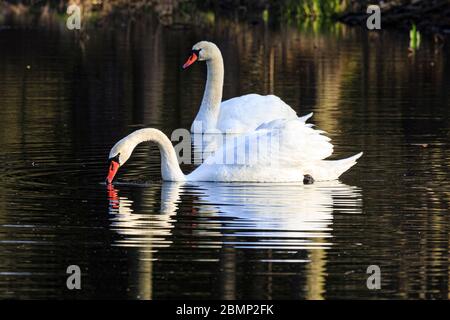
[
  {"left": 183, "top": 52, "right": 198, "bottom": 69},
  {"left": 106, "top": 160, "right": 120, "bottom": 184}
]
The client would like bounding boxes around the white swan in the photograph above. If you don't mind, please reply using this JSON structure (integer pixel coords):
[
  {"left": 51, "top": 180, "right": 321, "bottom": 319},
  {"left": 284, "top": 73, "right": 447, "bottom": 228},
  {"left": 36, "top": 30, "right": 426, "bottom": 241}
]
[
  {"left": 105, "top": 118, "right": 362, "bottom": 183},
  {"left": 183, "top": 41, "right": 301, "bottom": 133}
]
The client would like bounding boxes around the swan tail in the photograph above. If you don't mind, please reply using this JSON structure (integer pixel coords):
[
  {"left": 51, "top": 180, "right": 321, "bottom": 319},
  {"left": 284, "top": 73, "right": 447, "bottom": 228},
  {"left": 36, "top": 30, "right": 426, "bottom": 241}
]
[
  {"left": 298, "top": 112, "right": 313, "bottom": 123},
  {"left": 308, "top": 152, "right": 363, "bottom": 181}
]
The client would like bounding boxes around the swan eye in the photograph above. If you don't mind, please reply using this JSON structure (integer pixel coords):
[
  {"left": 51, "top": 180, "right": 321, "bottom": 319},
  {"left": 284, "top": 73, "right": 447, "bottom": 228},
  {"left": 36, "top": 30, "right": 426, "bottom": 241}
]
[{"left": 110, "top": 153, "right": 121, "bottom": 164}]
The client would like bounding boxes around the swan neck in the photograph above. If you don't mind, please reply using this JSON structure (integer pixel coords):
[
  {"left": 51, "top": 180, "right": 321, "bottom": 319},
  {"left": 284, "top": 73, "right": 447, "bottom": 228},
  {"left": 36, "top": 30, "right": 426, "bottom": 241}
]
[
  {"left": 130, "top": 129, "right": 185, "bottom": 181},
  {"left": 196, "top": 54, "right": 224, "bottom": 130}
]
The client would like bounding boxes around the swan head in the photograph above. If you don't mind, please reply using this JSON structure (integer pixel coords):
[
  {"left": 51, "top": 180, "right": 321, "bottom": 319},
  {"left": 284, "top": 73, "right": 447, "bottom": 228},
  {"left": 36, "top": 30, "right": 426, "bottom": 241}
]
[
  {"left": 106, "top": 137, "right": 133, "bottom": 184},
  {"left": 182, "top": 41, "right": 220, "bottom": 69}
]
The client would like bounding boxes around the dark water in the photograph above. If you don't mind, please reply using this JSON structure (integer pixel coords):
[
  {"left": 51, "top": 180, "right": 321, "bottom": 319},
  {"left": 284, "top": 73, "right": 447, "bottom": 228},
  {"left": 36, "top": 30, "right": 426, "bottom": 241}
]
[{"left": 0, "top": 14, "right": 449, "bottom": 299}]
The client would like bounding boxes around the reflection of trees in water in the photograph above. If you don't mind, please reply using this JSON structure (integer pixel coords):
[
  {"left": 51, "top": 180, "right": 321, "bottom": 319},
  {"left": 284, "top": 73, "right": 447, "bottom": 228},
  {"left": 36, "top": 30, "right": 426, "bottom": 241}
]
[{"left": 335, "top": 33, "right": 449, "bottom": 299}]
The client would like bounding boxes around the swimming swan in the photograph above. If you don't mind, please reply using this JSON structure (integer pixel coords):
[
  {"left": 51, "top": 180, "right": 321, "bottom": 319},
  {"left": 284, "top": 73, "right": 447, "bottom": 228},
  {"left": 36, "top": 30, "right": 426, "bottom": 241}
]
[
  {"left": 183, "top": 41, "right": 301, "bottom": 133},
  {"left": 106, "top": 118, "right": 362, "bottom": 183}
]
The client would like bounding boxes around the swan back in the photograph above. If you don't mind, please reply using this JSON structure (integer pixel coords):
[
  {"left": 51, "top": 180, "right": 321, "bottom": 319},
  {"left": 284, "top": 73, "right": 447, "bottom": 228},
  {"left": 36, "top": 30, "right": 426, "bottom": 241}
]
[{"left": 188, "top": 118, "right": 340, "bottom": 182}]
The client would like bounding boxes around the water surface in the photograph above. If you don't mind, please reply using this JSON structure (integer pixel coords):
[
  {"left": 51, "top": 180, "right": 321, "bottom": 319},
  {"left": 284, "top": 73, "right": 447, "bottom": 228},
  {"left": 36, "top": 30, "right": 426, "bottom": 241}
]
[{"left": 0, "top": 15, "right": 449, "bottom": 299}]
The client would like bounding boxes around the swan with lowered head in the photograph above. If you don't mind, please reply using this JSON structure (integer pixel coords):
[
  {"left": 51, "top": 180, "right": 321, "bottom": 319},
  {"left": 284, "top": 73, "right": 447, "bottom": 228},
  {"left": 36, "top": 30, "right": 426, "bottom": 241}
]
[
  {"left": 183, "top": 41, "right": 302, "bottom": 133},
  {"left": 105, "top": 118, "right": 362, "bottom": 184}
]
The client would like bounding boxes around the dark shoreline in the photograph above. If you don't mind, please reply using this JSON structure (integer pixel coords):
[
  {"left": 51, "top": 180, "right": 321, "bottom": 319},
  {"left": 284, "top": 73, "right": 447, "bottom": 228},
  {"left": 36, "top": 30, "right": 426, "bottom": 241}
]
[
  {"left": 337, "top": 0, "right": 450, "bottom": 37},
  {"left": 1, "top": 0, "right": 449, "bottom": 38}
]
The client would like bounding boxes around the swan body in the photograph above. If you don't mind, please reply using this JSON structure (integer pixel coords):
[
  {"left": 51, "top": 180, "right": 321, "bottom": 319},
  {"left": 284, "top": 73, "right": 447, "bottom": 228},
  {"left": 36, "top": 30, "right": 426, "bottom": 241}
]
[
  {"left": 210, "top": 94, "right": 298, "bottom": 133},
  {"left": 183, "top": 41, "right": 299, "bottom": 133},
  {"left": 106, "top": 118, "right": 363, "bottom": 183},
  {"left": 192, "top": 111, "right": 313, "bottom": 161}
]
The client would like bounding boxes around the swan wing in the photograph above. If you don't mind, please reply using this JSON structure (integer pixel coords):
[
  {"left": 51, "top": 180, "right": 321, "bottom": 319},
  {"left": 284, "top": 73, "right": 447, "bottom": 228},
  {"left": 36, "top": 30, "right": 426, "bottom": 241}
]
[
  {"left": 205, "top": 118, "right": 333, "bottom": 168},
  {"left": 255, "top": 112, "right": 313, "bottom": 131},
  {"left": 188, "top": 118, "right": 362, "bottom": 182},
  {"left": 257, "top": 118, "right": 334, "bottom": 165},
  {"left": 217, "top": 94, "right": 298, "bottom": 133}
]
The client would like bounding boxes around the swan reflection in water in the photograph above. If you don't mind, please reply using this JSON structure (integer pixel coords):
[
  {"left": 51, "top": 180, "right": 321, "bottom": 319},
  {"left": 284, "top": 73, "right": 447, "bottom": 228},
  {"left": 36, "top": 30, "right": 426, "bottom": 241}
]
[
  {"left": 107, "top": 181, "right": 362, "bottom": 299},
  {"left": 108, "top": 181, "right": 362, "bottom": 250}
]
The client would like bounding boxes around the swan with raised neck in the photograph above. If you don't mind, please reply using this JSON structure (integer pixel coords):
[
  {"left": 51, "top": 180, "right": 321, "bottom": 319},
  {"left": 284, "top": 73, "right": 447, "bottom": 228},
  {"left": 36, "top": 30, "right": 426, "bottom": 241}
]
[
  {"left": 183, "top": 41, "right": 300, "bottom": 134},
  {"left": 184, "top": 41, "right": 224, "bottom": 132}
]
